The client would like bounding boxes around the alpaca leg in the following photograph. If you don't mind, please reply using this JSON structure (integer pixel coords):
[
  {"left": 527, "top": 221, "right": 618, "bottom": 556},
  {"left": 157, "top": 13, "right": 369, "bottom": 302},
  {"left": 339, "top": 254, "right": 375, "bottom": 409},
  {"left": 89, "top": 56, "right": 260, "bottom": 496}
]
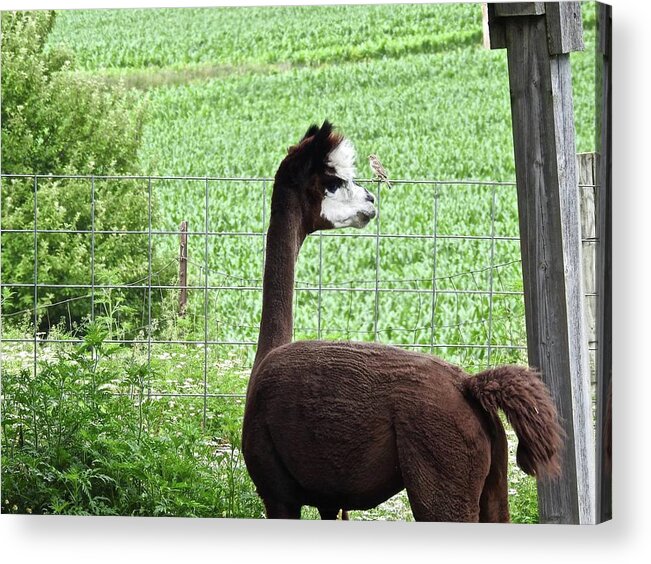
[
  {"left": 395, "top": 426, "right": 487, "bottom": 522},
  {"left": 243, "top": 422, "right": 304, "bottom": 517},
  {"left": 318, "top": 508, "right": 349, "bottom": 520},
  {"left": 479, "top": 418, "right": 510, "bottom": 523},
  {"left": 399, "top": 450, "right": 482, "bottom": 521},
  {"left": 403, "top": 478, "right": 481, "bottom": 522},
  {"left": 479, "top": 482, "right": 509, "bottom": 523},
  {"left": 318, "top": 507, "right": 340, "bottom": 520},
  {"left": 264, "top": 499, "right": 301, "bottom": 519}
]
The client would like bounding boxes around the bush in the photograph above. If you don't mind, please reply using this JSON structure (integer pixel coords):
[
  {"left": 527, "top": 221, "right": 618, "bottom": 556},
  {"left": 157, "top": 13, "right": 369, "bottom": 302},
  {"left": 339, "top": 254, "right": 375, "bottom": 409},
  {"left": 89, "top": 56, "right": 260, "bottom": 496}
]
[
  {"left": 1, "top": 11, "right": 163, "bottom": 331},
  {"left": 1, "top": 321, "right": 263, "bottom": 517},
  {"left": 1, "top": 11, "right": 143, "bottom": 175}
]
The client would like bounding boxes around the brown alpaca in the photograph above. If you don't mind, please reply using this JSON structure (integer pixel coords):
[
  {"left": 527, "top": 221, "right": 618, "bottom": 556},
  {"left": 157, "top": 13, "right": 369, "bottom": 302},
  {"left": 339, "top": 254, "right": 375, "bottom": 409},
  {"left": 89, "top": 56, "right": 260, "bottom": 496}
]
[{"left": 241, "top": 121, "right": 563, "bottom": 521}]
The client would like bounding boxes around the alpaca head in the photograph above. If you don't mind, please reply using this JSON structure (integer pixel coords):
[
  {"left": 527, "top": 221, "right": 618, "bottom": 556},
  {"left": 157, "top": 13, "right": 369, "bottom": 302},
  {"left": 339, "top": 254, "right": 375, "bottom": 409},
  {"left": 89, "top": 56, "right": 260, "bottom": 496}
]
[{"left": 273, "top": 121, "right": 377, "bottom": 233}]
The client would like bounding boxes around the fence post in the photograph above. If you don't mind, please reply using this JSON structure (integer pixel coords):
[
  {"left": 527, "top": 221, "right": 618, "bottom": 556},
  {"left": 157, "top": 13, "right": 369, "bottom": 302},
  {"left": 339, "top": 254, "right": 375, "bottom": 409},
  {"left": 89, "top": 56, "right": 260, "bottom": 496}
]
[
  {"left": 179, "top": 220, "right": 188, "bottom": 316},
  {"left": 487, "top": 2, "right": 595, "bottom": 524}
]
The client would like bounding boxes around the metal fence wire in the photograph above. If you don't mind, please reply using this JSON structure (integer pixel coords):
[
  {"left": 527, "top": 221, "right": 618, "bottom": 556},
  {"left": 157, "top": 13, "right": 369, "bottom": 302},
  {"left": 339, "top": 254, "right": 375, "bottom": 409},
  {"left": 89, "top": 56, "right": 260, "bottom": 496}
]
[{"left": 0, "top": 174, "right": 598, "bottom": 426}]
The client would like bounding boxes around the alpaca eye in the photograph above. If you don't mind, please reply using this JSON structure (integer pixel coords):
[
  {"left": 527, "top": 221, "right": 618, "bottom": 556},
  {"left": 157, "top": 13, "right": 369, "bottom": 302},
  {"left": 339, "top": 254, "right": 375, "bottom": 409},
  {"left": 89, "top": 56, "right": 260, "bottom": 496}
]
[{"left": 324, "top": 178, "right": 343, "bottom": 194}]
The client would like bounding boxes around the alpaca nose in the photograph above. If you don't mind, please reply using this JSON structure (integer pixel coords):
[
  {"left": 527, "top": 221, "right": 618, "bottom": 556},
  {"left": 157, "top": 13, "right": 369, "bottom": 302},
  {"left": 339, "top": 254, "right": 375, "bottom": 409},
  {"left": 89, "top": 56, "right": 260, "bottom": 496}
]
[{"left": 365, "top": 189, "right": 375, "bottom": 203}]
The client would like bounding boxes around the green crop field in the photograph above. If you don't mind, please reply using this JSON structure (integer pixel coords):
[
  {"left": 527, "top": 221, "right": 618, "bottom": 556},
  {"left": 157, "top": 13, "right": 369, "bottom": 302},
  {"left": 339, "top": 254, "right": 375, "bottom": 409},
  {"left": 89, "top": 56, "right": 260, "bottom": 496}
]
[
  {"left": 48, "top": 4, "right": 483, "bottom": 70},
  {"left": 2, "top": 2, "right": 598, "bottom": 520},
  {"left": 49, "top": 4, "right": 595, "bottom": 179}
]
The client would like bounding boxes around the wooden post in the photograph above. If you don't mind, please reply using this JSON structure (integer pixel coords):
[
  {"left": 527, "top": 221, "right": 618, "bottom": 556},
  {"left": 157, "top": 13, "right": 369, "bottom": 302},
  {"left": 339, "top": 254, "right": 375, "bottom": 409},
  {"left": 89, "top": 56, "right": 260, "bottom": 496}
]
[
  {"left": 595, "top": 2, "right": 612, "bottom": 523},
  {"left": 577, "top": 152, "right": 599, "bottom": 389},
  {"left": 179, "top": 220, "right": 188, "bottom": 316},
  {"left": 487, "top": 3, "right": 595, "bottom": 524}
]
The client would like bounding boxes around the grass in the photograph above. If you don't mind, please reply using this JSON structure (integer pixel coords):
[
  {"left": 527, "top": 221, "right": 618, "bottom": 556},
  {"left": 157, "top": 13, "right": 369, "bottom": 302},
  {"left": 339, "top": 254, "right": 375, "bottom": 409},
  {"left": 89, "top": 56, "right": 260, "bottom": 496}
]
[{"left": 2, "top": 1, "right": 599, "bottom": 520}]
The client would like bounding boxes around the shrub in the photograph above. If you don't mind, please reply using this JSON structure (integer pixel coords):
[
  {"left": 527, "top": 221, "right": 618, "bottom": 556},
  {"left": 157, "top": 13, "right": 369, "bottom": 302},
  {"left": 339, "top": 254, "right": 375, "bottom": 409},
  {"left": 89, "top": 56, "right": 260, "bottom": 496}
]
[
  {"left": 1, "top": 11, "right": 164, "bottom": 331},
  {"left": 1, "top": 11, "right": 143, "bottom": 175},
  {"left": 1, "top": 321, "right": 263, "bottom": 517}
]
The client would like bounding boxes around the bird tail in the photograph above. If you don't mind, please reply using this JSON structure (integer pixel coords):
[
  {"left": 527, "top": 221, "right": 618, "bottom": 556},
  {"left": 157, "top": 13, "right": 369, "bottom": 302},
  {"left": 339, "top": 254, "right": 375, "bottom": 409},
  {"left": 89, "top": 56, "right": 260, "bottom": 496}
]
[{"left": 374, "top": 176, "right": 392, "bottom": 189}]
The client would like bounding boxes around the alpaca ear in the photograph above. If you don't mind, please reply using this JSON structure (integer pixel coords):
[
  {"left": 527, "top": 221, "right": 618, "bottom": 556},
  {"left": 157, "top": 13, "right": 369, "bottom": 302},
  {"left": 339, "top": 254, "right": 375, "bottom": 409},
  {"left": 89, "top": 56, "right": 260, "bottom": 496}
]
[
  {"left": 301, "top": 124, "right": 320, "bottom": 141},
  {"left": 306, "top": 120, "right": 337, "bottom": 172}
]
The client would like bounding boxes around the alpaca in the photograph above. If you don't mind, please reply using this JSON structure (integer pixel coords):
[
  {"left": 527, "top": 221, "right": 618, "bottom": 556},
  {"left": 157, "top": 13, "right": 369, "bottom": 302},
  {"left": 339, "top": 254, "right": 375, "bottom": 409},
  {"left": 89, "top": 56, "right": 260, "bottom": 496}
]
[{"left": 241, "top": 121, "right": 563, "bottom": 521}]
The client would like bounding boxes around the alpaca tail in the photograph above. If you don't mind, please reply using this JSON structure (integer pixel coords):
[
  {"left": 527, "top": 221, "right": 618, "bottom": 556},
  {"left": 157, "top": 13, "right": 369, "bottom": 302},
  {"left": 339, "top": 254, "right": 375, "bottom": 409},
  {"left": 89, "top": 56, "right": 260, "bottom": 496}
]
[{"left": 463, "top": 365, "right": 564, "bottom": 478}]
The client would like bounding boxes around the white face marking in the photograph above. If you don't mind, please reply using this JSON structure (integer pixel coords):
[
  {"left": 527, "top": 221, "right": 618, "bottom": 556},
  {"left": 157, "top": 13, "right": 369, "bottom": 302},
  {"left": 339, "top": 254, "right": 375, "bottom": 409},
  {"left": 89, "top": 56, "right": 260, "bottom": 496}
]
[
  {"left": 320, "top": 180, "right": 377, "bottom": 228},
  {"left": 320, "top": 138, "right": 376, "bottom": 228},
  {"left": 326, "top": 138, "right": 356, "bottom": 182}
]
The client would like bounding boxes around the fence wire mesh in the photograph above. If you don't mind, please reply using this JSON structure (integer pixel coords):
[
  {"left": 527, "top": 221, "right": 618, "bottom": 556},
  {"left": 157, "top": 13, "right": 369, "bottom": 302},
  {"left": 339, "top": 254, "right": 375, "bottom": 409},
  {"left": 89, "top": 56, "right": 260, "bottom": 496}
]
[{"left": 1, "top": 174, "right": 598, "bottom": 426}]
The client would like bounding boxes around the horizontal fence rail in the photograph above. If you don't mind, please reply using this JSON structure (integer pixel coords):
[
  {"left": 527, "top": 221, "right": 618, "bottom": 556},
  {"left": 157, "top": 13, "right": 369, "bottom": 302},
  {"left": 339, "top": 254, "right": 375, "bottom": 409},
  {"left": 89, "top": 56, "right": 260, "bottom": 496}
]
[{"left": 1, "top": 174, "right": 599, "bottom": 426}]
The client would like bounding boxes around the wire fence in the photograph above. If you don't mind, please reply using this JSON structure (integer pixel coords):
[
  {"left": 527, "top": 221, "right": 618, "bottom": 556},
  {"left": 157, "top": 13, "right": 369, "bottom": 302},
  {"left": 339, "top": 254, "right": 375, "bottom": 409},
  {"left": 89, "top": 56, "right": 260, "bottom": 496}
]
[{"left": 0, "top": 173, "right": 598, "bottom": 426}]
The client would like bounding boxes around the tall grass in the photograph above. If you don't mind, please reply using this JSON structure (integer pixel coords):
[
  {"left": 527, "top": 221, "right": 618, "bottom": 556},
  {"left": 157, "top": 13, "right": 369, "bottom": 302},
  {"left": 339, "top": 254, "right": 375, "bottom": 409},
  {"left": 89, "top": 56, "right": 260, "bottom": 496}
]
[{"left": 1, "top": 319, "right": 263, "bottom": 517}]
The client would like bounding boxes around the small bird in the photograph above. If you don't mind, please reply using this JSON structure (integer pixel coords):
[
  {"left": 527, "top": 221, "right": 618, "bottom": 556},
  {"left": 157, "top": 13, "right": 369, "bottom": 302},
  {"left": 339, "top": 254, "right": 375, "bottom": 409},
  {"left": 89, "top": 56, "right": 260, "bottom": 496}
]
[{"left": 368, "top": 154, "right": 392, "bottom": 189}]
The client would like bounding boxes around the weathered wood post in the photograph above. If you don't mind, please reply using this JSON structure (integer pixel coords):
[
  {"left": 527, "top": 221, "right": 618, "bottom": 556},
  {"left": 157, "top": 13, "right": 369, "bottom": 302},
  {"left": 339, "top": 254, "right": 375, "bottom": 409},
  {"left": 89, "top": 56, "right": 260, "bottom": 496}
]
[
  {"left": 486, "top": 2, "right": 595, "bottom": 524},
  {"left": 595, "top": 2, "right": 612, "bottom": 523},
  {"left": 179, "top": 220, "right": 188, "bottom": 316}
]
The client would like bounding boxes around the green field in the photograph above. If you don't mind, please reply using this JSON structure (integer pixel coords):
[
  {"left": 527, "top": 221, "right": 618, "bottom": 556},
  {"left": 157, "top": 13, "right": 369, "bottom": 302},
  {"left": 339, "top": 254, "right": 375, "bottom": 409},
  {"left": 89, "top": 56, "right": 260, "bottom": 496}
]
[
  {"left": 2, "top": 3, "right": 597, "bottom": 520},
  {"left": 49, "top": 4, "right": 483, "bottom": 70},
  {"left": 48, "top": 3, "right": 595, "bottom": 179}
]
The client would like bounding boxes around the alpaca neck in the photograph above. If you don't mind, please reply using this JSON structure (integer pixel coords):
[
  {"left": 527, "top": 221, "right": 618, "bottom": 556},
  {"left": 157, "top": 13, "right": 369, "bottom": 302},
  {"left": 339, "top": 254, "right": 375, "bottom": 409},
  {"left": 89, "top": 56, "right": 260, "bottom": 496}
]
[{"left": 253, "top": 204, "right": 306, "bottom": 372}]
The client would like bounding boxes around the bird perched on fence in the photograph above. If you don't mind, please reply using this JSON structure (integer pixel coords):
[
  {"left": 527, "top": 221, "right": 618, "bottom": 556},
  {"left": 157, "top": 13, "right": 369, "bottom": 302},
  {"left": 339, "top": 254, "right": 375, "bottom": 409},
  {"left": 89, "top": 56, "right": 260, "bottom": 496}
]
[{"left": 368, "top": 154, "right": 392, "bottom": 189}]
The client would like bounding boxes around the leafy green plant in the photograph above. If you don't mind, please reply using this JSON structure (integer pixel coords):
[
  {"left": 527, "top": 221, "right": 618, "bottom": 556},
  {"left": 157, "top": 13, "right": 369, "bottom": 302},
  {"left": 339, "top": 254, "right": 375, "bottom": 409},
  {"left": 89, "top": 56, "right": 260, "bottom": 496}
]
[
  {"left": 1, "top": 11, "right": 166, "bottom": 331},
  {"left": 1, "top": 319, "right": 263, "bottom": 517},
  {"left": 1, "top": 11, "right": 144, "bottom": 175},
  {"left": 506, "top": 426, "right": 541, "bottom": 524}
]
